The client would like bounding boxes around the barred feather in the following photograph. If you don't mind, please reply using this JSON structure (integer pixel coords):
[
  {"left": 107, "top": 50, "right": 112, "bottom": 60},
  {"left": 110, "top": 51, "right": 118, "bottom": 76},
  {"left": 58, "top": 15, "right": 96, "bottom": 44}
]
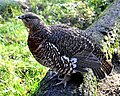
[{"left": 19, "top": 13, "right": 113, "bottom": 81}]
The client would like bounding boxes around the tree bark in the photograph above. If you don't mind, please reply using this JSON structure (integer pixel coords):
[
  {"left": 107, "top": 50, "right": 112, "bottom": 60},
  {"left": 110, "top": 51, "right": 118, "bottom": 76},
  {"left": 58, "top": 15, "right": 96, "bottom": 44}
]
[{"left": 33, "top": 0, "right": 120, "bottom": 95}]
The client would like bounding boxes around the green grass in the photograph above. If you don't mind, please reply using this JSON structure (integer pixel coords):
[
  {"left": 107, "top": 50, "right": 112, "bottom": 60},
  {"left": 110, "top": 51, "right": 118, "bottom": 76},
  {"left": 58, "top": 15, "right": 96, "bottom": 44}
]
[{"left": 0, "top": 18, "right": 47, "bottom": 96}]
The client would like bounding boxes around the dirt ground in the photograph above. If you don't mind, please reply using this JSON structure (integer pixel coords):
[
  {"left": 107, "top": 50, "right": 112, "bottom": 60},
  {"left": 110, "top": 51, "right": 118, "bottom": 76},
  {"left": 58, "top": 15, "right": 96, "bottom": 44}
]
[{"left": 97, "top": 65, "right": 120, "bottom": 96}]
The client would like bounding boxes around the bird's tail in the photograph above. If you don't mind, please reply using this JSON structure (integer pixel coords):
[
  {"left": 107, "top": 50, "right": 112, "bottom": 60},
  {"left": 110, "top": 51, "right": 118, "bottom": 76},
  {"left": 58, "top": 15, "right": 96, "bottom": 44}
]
[
  {"left": 92, "top": 60, "right": 113, "bottom": 79},
  {"left": 92, "top": 68, "right": 105, "bottom": 79},
  {"left": 101, "top": 60, "right": 113, "bottom": 75}
]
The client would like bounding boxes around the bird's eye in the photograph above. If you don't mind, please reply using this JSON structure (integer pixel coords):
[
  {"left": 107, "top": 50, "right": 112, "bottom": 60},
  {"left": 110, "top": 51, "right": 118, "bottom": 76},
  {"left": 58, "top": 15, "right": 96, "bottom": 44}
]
[{"left": 21, "top": 15, "right": 25, "bottom": 19}]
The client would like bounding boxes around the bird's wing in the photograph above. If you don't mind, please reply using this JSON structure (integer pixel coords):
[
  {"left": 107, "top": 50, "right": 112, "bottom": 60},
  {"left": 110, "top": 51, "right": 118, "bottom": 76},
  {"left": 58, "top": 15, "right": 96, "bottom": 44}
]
[
  {"left": 72, "top": 50, "right": 102, "bottom": 69},
  {"left": 48, "top": 25, "right": 112, "bottom": 79},
  {"left": 49, "top": 25, "right": 92, "bottom": 56},
  {"left": 49, "top": 25, "right": 102, "bottom": 69}
]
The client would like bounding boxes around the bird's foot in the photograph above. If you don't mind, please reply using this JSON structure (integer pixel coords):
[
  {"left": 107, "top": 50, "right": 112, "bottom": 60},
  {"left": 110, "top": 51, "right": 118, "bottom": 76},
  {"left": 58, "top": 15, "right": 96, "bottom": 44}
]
[{"left": 53, "top": 74, "right": 71, "bottom": 88}]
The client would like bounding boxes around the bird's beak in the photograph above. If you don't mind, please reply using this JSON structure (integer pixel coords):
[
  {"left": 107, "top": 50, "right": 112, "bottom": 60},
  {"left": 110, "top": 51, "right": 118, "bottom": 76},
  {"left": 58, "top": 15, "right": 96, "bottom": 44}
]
[
  {"left": 18, "top": 15, "right": 24, "bottom": 19},
  {"left": 18, "top": 16, "right": 23, "bottom": 19}
]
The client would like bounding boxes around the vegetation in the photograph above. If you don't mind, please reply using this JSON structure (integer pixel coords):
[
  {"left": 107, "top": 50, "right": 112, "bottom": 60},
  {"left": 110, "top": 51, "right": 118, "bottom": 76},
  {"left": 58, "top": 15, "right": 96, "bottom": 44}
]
[
  {"left": 0, "top": 0, "right": 112, "bottom": 95},
  {"left": 30, "top": 0, "right": 112, "bottom": 29}
]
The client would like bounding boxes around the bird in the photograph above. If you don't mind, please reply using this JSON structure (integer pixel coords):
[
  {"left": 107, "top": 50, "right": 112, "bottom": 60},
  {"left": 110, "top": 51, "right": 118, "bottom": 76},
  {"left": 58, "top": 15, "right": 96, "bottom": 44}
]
[{"left": 18, "top": 13, "right": 113, "bottom": 87}]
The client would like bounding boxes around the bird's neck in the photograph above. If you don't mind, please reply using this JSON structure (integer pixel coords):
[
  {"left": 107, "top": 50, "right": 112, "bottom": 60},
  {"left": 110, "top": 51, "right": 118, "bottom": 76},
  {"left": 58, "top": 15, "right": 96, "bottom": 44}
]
[
  {"left": 29, "top": 21, "right": 51, "bottom": 39},
  {"left": 28, "top": 22, "right": 51, "bottom": 53}
]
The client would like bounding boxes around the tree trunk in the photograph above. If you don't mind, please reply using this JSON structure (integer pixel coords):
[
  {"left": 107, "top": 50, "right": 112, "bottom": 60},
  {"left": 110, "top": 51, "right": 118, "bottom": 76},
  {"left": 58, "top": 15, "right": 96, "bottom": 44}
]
[{"left": 33, "top": 0, "right": 120, "bottom": 95}]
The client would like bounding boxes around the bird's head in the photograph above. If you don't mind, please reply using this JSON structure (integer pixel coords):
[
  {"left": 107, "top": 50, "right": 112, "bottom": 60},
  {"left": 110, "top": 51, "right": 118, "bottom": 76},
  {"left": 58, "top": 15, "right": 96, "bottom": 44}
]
[{"left": 18, "top": 13, "right": 41, "bottom": 30}]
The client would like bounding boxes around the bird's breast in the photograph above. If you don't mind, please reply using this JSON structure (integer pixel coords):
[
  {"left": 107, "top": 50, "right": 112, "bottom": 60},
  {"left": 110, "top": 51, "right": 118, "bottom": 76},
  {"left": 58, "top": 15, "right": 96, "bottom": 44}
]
[
  {"left": 28, "top": 37, "right": 50, "bottom": 67},
  {"left": 28, "top": 35, "right": 44, "bottom": 52}
]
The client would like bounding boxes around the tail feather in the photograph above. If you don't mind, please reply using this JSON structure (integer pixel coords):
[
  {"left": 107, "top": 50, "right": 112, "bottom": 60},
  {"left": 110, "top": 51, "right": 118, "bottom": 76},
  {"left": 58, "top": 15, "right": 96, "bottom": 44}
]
[
  {"left": 92, "top": 44, "right": 113, "bottom": 79},
  {"left": 92, "top": 60, "right": 113, "bottom": 79},
  {"left": 101, "top": 60, "right": 113, "bottom": 75},
  {"left": 92, "top": 68, "right": 105, "bottom": 79}
]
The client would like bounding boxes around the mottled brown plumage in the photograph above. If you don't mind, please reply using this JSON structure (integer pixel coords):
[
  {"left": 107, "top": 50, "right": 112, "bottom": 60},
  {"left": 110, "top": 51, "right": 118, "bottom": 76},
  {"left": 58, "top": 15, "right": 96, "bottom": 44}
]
[{"left": 18, "top": 13, "right": 113, "bottom": 86}]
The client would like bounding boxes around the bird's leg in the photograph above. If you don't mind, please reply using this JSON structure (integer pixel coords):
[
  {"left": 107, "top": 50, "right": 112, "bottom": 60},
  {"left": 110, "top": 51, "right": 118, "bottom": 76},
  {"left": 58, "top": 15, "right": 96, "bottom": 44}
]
[
  {"left": 49, "top": 69, "right": 58, "bottom": 79},
  {"left": 41, "top": 70, "right": 58, "bottom": 86},
  {"left": 49, "top": 72, "right": 58, "bottom": 80},
  {"left": 40, "top": 72, "right": 58, "bottom": 87},
  {"left": 54, "top": 74, "right": 71, "bottom": 88}
]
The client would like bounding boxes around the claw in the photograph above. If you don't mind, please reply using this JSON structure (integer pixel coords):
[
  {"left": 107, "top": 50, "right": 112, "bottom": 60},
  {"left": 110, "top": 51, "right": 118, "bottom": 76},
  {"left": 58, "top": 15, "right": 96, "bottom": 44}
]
[
  {"left": 53, "top": 74, "right": 71, "bottom": 88},
  {"left": 57, "top": 75, "right": 64, "bottom": 80},
  {"left": 55, "top": 80, "right": 67, "bottom": 88}
]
